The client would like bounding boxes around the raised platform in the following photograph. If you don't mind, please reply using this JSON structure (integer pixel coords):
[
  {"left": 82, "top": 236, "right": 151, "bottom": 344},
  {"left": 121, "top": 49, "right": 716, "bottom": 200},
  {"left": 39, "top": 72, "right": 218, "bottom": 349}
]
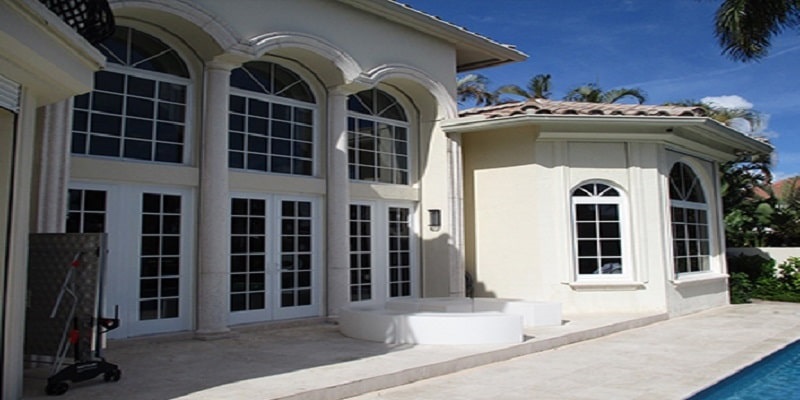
[{"left": 339, "top": 297, "right": 562, "bottom": 345}]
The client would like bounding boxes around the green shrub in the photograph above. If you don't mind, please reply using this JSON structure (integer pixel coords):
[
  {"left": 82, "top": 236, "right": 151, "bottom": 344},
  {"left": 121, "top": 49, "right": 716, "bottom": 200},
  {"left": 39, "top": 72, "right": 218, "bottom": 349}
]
[
  {"left": 728, "top": 272, "right": 753, "bottom": 304},
  {"left": 728, "top": 254, "right": 800, "bottom": 303}
]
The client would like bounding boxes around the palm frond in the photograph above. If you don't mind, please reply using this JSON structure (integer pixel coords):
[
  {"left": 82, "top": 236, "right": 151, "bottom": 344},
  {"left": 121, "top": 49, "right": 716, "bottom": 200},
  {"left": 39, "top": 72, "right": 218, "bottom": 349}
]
[{"left": 715, "top": 0, "right": 800, "bottom": 61}]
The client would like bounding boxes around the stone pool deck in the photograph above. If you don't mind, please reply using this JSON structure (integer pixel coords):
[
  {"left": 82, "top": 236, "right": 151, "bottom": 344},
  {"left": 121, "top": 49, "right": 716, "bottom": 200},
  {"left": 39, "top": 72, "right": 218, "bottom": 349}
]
[{"left": 23, "top": 302, "right": 800, "bottom": 399}]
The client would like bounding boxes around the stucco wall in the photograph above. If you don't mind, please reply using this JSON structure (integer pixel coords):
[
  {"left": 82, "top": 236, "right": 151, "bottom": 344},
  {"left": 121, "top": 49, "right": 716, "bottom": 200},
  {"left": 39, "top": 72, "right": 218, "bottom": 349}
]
[
  {"left": 63, "top": 0, "right": 464, "bottom": 333},
  {"left": 463, "top": 130, "right": 733, "bottom": 315},
  {"left": 727, "top": 247, "right": 800, "bottom": 266},
  {"left": 192, "top": 0, "right": 457, "bottom": 92}
]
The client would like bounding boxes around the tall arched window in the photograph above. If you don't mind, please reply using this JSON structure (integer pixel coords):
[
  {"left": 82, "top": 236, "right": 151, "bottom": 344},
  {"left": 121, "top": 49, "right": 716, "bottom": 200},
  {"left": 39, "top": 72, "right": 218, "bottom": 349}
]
[
  {"left": 669, "top": 162, "right": 710, "bottom": 274},
  {"left": 347, "top": 88, "right": 409, "bottom": 185},
  {"left": 572, "top": 182, "right": 627, "bottom": 278},
  {"left": 228, "top": 61, "right": 316, "bottom": 175},
  {"left": 72, "top": 26, "right": 189, "bottom": 163}
]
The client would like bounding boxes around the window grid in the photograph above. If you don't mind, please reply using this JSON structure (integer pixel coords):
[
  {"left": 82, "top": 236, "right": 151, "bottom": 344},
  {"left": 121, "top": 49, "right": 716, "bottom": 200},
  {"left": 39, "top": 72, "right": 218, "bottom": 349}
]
[
  {"left": 347, "top": 118, "right": 409, "bottom": 184},
  {"left": 228, "top": 94, "right": 314, "bottom": 175},
  {"left": 230, "top": 198, "right": 267, "bottom": 312},
  {"left": 72, "top": 26, "right": 188, "bottom": 163},
  {"left": 672, "top": 205, "right": 710, "bottom": 273},
  {"left": 572, "top": 184, "right": 624, "bottom": 276},
  {"left": 349, "top": 205, "right": 372, "bottom": 302},
  {"left": 347, "top": 88, "right": 409, "bottom": 185},
  {"left": 280, "top": 201, "right": 313, "bottom": 307},
  {"left": 669, "top": 163, "right": 710, "bottom": 275},
  {"left": 388, "top": 207, "right": 411, "bottom": 297},
  {"left": 139, "top": 193, "right": 181, "bottom": 320},
  {"left": 66, "top": 189, "right": 107, "bottom": 233}
]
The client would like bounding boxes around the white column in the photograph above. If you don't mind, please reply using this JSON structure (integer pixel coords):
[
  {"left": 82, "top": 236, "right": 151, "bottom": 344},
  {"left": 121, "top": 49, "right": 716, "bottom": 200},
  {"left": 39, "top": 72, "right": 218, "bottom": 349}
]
[
  {"left": 195, "top": 61, "right": 234, "bottom": 339},
  {"left": 36, "top": 99, "right": 72, "bottom": 233},
  {"left": 447, "top": 132, "right": 466, "bottom": 297},
  {"left": 326, "top": 88, "right": 351, "bottom": 316}
]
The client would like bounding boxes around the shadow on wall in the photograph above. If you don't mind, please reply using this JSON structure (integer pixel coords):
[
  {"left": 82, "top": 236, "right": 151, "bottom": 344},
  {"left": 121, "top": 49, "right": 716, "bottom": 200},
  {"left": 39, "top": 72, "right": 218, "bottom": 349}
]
[
  {"left": 673, "top": 277, "right": 728, "bottom": 299},
  {"left": 466, "top": 270, "right": 497, "bottom": 299}
]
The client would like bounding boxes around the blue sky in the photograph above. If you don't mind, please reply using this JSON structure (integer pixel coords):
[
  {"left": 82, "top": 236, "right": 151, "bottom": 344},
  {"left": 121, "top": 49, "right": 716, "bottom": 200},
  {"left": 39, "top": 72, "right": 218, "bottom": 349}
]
[{"left": 402, "top": 0, "right": 800, "bottom": 179}]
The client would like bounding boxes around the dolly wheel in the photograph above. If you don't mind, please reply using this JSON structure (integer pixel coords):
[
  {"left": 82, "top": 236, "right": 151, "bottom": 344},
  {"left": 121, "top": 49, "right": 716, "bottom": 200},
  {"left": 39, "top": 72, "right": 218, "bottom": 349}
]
[
  {"left": 45, "top": 381, "right": 69, "bottom": 396},
  {"left": 104, "top": 369, "right": 122, "bottom": 382}
]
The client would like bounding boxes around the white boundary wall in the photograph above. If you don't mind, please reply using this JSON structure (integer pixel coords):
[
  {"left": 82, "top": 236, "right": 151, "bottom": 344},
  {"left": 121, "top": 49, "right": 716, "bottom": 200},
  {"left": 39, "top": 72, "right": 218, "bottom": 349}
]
[{"left": 727, "top": 247, "right": 800, "bottom": 266}]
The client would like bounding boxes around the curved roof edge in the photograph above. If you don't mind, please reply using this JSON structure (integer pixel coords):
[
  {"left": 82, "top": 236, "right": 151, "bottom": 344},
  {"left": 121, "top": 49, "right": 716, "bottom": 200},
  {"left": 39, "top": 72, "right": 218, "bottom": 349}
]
[{"left": 337, "top": 0, "right": 527, "bottom": 72}]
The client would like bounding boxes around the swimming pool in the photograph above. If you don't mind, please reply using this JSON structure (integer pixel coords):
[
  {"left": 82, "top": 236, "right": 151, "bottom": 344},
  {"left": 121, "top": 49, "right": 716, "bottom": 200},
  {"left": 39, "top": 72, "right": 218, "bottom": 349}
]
[{"left": 688, "top": 339, "right": 800, "bottom": 399}]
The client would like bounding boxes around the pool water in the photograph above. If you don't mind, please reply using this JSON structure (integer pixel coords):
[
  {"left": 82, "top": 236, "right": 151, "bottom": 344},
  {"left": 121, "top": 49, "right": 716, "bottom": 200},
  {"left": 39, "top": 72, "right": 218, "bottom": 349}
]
[{"left": 688, "top": 339, "right": 800, "bottom": 399}]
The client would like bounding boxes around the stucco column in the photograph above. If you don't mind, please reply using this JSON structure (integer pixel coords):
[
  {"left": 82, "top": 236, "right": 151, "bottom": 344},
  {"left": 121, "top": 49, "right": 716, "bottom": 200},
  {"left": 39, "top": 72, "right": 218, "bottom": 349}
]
[
  {"left": 36, "top": 99, "right": 72, "bottom": 233},
  {"left": 326, "top": 88, "right": 351, "bottom": 316},
  {"left": 195, "top": 60, "right": 234, "bottom": 339},
  {"left": 447, "top": 131, "right": 466, "bottom": 297}
]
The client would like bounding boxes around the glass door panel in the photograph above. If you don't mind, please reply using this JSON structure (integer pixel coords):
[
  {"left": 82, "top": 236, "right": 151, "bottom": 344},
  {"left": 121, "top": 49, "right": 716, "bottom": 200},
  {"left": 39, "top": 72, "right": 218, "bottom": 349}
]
[{"left": 138, "top": 193, "right": 181, "bottom": 321}]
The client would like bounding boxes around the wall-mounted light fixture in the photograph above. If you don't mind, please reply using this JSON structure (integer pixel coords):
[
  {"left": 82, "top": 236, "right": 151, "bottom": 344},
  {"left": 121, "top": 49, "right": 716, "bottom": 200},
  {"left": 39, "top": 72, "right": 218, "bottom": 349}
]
[{"left": 428, "top": 209, "right": 441, "bottom": 232}]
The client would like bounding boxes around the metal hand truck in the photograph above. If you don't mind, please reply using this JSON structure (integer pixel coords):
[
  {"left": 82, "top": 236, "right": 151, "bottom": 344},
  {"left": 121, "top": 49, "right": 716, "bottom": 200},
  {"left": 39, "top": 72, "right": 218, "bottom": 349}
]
[{"left": 45, "top": 252, "right": 121, "bottom": 396}]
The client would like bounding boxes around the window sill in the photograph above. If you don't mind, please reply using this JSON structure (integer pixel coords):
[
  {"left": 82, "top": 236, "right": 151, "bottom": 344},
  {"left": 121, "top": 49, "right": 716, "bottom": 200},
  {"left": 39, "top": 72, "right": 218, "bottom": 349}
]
[
  {"left": 670, "top": 273, "right": 729, "bottom": 287},
  {"left": 565, "top": 281, "right": 646, "bottom": 291}
]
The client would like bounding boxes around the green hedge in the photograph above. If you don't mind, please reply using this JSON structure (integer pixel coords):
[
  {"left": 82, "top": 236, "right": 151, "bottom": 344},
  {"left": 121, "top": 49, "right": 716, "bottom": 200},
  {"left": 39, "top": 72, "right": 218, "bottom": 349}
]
[{"left": 727, "top": 254, "right": 800, "bottom": 303}]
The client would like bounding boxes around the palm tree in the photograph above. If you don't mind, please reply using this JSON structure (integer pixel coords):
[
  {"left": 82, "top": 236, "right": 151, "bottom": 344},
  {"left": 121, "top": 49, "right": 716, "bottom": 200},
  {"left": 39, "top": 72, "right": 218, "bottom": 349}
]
[
  {"left": 663, "top": 99, "right": 763, "bottom": 132},
  {"left": 715, "top": 0, "right": 800, "bottom": 61},
  {"left": 494, "top": 74, "right": 553, "bottom": 102},
  {"left": 456, "top": 73, "right": 497, "bottom": 106},
  {"left": 563, "top": 83, "right": 647, "bottom": 104}
]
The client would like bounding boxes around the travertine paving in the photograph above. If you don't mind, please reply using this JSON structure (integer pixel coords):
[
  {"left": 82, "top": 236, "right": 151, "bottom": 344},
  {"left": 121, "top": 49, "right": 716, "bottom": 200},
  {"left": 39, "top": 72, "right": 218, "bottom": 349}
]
[
  {"left": 22, "top": 302, "right": 800, "bottom": 400},
  {"left": 349, "top": 302, "right": 800, "bottom": 400}
]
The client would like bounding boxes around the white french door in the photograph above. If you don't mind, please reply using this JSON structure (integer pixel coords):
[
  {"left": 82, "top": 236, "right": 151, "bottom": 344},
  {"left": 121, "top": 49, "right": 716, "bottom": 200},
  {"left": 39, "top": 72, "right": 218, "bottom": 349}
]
[
  {"left": 348, "top": 201, "right": 418, "bottom": 306},
  {"left": 67, "top": 183, "right": 195, "bottom": 338},
  {"left": 229, "top": 194, "right": 321, "bottom": 325}
]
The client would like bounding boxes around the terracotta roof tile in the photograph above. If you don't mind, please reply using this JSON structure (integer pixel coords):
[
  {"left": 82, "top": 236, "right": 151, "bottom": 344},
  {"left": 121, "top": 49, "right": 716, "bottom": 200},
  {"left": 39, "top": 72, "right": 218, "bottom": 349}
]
[{"left": 460, "top": 99, "right": 707, "bottom": 119}]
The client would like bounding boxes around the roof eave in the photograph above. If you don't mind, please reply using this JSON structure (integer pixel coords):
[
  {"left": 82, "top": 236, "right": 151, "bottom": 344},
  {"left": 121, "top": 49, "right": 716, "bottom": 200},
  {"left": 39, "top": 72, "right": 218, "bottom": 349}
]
[
  {"left": 442, "top": 114, "right": 773, "bottom": 159},
  {"left": 337, "top": 0, "right": 527, "bottom": 71}
]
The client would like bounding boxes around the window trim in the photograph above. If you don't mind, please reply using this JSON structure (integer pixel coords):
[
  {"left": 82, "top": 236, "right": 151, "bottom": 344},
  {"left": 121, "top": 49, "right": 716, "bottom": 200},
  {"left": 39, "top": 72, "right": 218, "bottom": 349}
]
[
  {"left": 71, "top": 52, "right": 194, "bottom": 166},
  {"left": 569, "top": 181, "right": 633, "bottom": 282},
  {"left": 668, "top": 162, "right": 712, "bottom": 278},
  {"left": 228, "top": 192, "right": 322, "bottom": 324},
  {"left": 228, "top": 85, "right": 318, "bottom": 177},
  {"left": 346, "top": 87, "right": 414, "bottom": 186}
]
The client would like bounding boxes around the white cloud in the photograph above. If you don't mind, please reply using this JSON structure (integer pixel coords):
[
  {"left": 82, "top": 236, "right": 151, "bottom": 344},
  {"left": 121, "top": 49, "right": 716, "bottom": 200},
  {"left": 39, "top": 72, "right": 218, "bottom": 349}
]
[{"left": 701, "top": 95, "right": 753, "bottom": 110}]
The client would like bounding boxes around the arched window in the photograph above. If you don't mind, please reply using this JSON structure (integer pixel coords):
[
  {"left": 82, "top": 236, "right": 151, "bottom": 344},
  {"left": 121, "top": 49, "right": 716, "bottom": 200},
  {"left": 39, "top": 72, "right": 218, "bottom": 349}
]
[
  {"left": 72, "top": 26, "right": 189, "bottom": 163},
  {"left": 669, "top": 162, "right": 710, "bottom": 274},
  {"left": 572, "top": 183, "right": 627, "bottom": 277},
  {"left": 347, "top": 88, "right": 409, "bottom": 185},
  {"left": 228, "top": 61, "right": 316, "bottom": 175}
]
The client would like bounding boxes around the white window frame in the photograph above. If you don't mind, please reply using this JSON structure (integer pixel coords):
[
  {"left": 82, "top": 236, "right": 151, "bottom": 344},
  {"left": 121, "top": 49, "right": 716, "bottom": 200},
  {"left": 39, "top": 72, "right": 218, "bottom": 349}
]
[
  {"left": 570, "top": 182, "right": 633, "bottom": 282},
  {"left": 228, "top": 193, "right": 322, "bottom": 325},
  {"left": 71, "top": 28, "right": 193, "bottom": 165},
  {"left": 347, "top": 200, "right": 419, "bottom": 305},
  {"left": 228, "top": 87, "right": 317, "bottom": 177},
  {"left": 347, "top": 88, "right": 413, "bottom": 186},
  {"left": 669, "top": 162, "right": 711, "bottom": 277},
  {"left": 68, "top": 182, "right": 195, "bottom": 338}
]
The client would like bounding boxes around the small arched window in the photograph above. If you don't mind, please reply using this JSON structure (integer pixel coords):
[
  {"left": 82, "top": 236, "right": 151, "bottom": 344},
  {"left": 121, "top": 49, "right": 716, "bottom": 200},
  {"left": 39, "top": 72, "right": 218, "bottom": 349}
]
[
  {"left": 72, "top": 26, "right": 189, "bottom": 163},
  {"left": 347, "top": 88, "right": 409, "bottom": 184},
  {"left": 228, "top": 61, "right": 316, "bottom": 176},
  {"left": 572, "top": 183, "right": 627, "bottom": 277},
  {"left": 669, "top": 163, "right": 710, "bottom": 274}
]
